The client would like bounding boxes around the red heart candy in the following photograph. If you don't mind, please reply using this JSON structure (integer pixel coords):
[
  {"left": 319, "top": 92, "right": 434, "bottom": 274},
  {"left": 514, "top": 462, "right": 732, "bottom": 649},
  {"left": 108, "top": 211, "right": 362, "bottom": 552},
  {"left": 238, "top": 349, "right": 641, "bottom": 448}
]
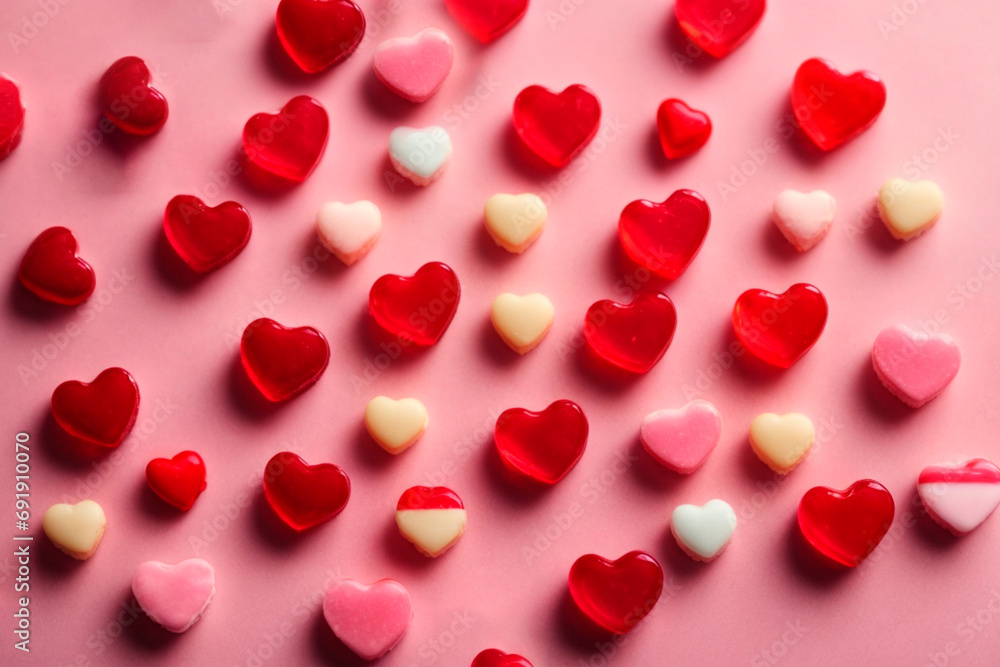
[
  {"left": 674, "top": 0, "right": 765, "bottom": 58},
  {"left": 243, "top": 95, "right": 329, "bottom": 183},
  {"left": 263, "top": 451, "right": 350, "bottom": 531},
  {"left": 51, "top": 367, "right": 140, "bottom": 448},
  {"left": 369, "top": 262, "right": 460, "bottom": 346},
  {"left": 275, "top": 0, "right": 365, "bottom": 73},
  {"left": 472, "top": 649, "right": 534, "bottom": 667},
  {"left": 494, "top": 400, "right": 588, "bottom": 484},
  {"left": 444, "top": 0, "right": 528, "bottom": 43},
  {"left": 568, "top": 551, "right": 664, "bottom": 634},
  {"left": 618, "top": 189, "right": 710, "bottom": 279},
  {"left": 732, "top": 283, "right": 827, "bottom": 368},
  {"left": 584, "top": 292, "right": 677, "bottom": 374},
  {"left": 146, "top": 451, "right": 207, "bottom": 511},
  {"left": 240, "top": 318, "right": 330, "bottom": 402},
  {"left": 512, "top": 84, "right": 601, "bottom": 167},
  {"left": 798, "top": 479, "right": 895, "bottom": 567},
  {"left": 656, "top": 99, "right": 711, "bottom": 159},
  {"left": 98, "top": 56, "right": 168, "bottom": 136},
  {"left": 163, "top": 195, "right": 252, "bottom": 273},
  {"left": 792, "top": 58, "right": 886, "bottom": 151},
  {"left": 0, "top": 73, "right": 25, "bottom": 160},
  {"left": 18, "top": 227, "right": 96, "bottom": 306},
  {"left": 397, "top": 486, "right": 464, "bottom": 510}
]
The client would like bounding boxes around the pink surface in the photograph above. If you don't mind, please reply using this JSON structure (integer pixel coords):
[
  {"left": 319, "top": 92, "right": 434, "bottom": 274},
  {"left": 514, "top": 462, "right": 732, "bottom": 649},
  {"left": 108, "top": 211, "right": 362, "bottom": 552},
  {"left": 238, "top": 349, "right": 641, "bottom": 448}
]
[{"left": 2, "top": 1, "right": 1000, "bottom": 665}]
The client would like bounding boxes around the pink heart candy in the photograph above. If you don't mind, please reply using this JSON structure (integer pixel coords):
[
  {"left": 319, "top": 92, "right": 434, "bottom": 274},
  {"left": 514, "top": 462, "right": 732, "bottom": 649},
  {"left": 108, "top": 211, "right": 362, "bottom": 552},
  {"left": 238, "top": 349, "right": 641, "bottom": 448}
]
[
  {"left": 132, "top": 558, "right": 215, "bottom": 633},
  {"left": 639, "top": 400, "right": 721, "bottom": 474},
  {"left": 323, "top": 578, "right": 412, "bottom": 660},
  {"left": 872, "top": 324, "right": 960, "bottom": 408},
  {"left": 373, "top": 28, "right": 454, "bottom": 103},
  {"left": 918, "top": 459, "right": 1000, "bottom": 535}
]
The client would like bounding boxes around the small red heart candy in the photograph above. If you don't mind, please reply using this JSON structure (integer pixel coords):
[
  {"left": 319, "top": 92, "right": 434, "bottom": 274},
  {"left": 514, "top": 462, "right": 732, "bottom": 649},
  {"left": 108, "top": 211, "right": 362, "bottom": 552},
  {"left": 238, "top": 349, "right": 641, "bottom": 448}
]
[
  {"left": 163, "top": 195, "right": 252, "bottom": 273},
  {"left": 792, "top": 58, "right": 886, "bottom": 151},
  {"left": 512, "top": 84, "right": 601, "bottom": 167},
  {"left": 369, "top": 262, "right": 460, "bottom": 346},
  {"left": 146, "top": 451, "right": 207, "bottom": 511},
  {"left": 98, "top": 56, "right": 168, "bottom": 136},
  {"left": 276, "top": 0, "right": 365, "bottom": 73},
  {"left": 240, "top": 318, "right": 330, "bottom": 402},
  {"left": 0, "top": 73, "right": 25, "bottom": 160},
  {"left": 444, "top": 0, "right": 528, "bottom": 43},
  {"left": 494, "top": 400, "right": 588, "bottom": 484},
  {"left": 732, "top": 283, "right": 827, "bottom": 368},
  {"left": 798, "top": 479, "right": 894, "bottom": 567},
  {"left": 18, "top": 227, "right": 96, "bottom": 306},
  {"left": 584, "top": 291, "right": 677, "bottom": 374},
  {"left": 51, "top": 367, "right": 140, "bottom": 448},
  {"left": 674, "top": 0, "right": 765, "bottom": 58},
  {"left": 472, "top": 649, "right": 534, "bottom": 667},
  {"left": 263, "top": 451, "right": 350, "bottom": 531},
  {"left": 618, "top": 189, "right": 710, "bottom": 279},
  {"left": 656, "top": 99, "right": 711, "bottom": 159},
  {"left": 568, "top": 551, "right": 664, "bottom": 634},
  {"left": 243, "top": 95, "right": 329, "bottom": 183}
]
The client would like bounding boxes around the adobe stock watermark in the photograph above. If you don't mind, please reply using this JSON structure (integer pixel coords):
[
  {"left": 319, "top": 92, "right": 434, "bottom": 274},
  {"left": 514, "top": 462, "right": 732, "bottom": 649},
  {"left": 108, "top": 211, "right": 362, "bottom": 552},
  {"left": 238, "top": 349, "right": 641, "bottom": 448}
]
[
  {"left": 922, "top": 589, "right": 1000, "bottom": 667},
  {"left": 442, "top": 75, "right": 501, "bottom": 129},
  {"left": 878, "top": 0, "right": 932, "bottom": 40},
  {"left": 545, "top": 0, "right": 592, "bottom": 30},
  {"left": 418, "top": 409, "right": 503, "bottom": 489},
  {"left": 750, "top": 619, "right": 810, "bottom": 667},
  {"left": 404, "top": 610, "right": 476, "bottom": 666},
  {"left": 7, "top": 0, "right": 71, "bottom": 53}
]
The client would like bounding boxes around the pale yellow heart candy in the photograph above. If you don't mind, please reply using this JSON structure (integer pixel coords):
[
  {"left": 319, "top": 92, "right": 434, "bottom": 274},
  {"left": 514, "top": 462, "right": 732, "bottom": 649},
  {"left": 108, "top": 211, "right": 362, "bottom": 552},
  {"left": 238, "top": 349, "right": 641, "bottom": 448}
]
[
  {"left": 364, "top": 397, "right": 428, "bottom": 454},
  {"left": 490, "top": 293, "right": 554, "bottom": 354},
  {"left": 42, "top": 499, "right": 106, "bottom": 560},
  {"left": 877, "top": 178, "right": 944, "bottom": 240},
  {"left": 484, "top": 193, "right": 547, "bottom": 253},
  {"left": 749, "top": 413, "right": 815, "bottom": 474}
]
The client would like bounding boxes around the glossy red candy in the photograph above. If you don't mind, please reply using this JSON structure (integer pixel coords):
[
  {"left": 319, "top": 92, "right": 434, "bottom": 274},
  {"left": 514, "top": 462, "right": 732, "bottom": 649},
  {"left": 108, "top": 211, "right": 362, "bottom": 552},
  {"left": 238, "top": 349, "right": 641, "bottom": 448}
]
[
  {"left": 732, "top": 283, "right": 827, "bottom": 368},
  {"left": 0, "top": 73, "right": 25, "bottom": 159},
  {"left": 275, "top": 0, "right": 365, "bottom": 73},
  {"left": 240, "top": 318, "right": 330, "bottom": 402},
  {"left": 798, "top": 479, "right": 895, "bottom": 567},
  {"left": 369, "top": 262, "right": 460, "bottom": 346},
  {"left": 674, "top": 0, "right": 765, "bottom": 58},
  {"left": 98, "top": 56, "right": 168, "bottom": 135},
  {"left": 472, "top": 649, "right": 534, "bottom": 667},
  {"left": 568, "top": 551, "right": 664, "bottom": 634},
  {"left": 584, "top": 292, "right": 677, "bottom": 374},
  {"left": 512, "top": 84, "right": 600, "bottom": 167},
  {"left": 243, "top": 95, "right": 329, "bottom": 183},
  {"left": 18, "top": 227, "right": 96, "bottom": 305},
  {"left": 444, "top": 0, "right": 528, "bottom": 43},
  {"left": 618, "top": 189, "right": 710, "bottom": 279},
  {"left": 145, "top": 451, "right": 207, "bottom": 511},
  {"left": 494, "top": 400, "right": 588, "bottom": 484},
  {"left": 397, "top": 486, "right": 464, "bottom": 511},
  {"left": 792, "top": 58, "right": 886, "bottom": 151},
  {"left": 51, "top": 367, "right": 139, "bottom": 448},
  {"left": 656, "top": 99, "right": 711, "bottom": 159},
  {"left": 263, "top": 452, "right": 350, "bottom": 531},
  {"left": 163, "top": 195, "right": 251, "bottom": 273}
]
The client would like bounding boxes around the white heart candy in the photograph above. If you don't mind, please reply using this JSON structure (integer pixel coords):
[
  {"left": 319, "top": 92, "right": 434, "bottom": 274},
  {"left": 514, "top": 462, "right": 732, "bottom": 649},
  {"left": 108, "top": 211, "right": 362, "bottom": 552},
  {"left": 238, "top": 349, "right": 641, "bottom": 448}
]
[
  {"left": 877, "top": 178, "right": 943, "bottom": 240},
  {"left": 671, "top": 499, "right": 736, "bottom": 562},
  {"left": 364, "top": 396, "right": 428, "bottom": 454},
  {"left": 42, "top": 499, "right": 106, "bottom": 560},
  {"left": 772, "top": 189, "right": 835, "bottom": 251},
  {"left": 490, "top": 293, "right": 554, "bottom": 354},
  {"left": 388, "top": 126, "right": 452, "bottom": 186},
  {"left": 316, "top": 200, "right": 381, "bottom": 265},
  {"left": 484, "top": 193, "right": 547, "bottom": 253}
]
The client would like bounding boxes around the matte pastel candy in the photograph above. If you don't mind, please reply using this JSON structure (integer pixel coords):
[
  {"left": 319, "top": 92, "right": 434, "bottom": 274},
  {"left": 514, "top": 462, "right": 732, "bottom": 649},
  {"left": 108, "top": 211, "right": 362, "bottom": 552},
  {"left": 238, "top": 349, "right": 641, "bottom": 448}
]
[
  {"left": 798, "top": 479, "right": 894, "bottom": 567},
  {"left": 639, "top": 400, "right": 721, "bottom": 474},
  {"left": 323, "top": 579, "right": 412, "bottom": 660},
  {"left": 490, "top": 293, "right": 554, "bottom": 354},
  {"left": 316, "top": 200, "right": 381, "bottom": 266},
  {"left": 98, "top": 56, "right": 168, "bottom": 135},
  {"left": 395, "top": 486, "right": 467, "bottom": 557},
  {"left": 568, "top": 551, "right": 663, "bottom": 634},
  {"left": 671, "top": 499, "right": 737, "bottom": 562},
  {"left": 674, "top": 0, "right": 765, "bottom": 58},
  {"left": 388, "top": 126, "right": 452, "bottom": 186},
  {"left": 444, "top": 0, "right": 527, "bottom": 42},
  {"left": 373, "top": 28, "right": 454, "bottom": 102},
  {"left": 512, "top": 84, "right": 600, "bottom": 167},
  {"left": 0, "top": 73, "right": 25, "bottom": 159},
  {"left": 163, "top": 195, "right": 251, "bottom": 273},
  {"left": 18, "top": 227, "right": 96, "bottom": 306},
  {"left": 42, "top": 500, "right": 106, "bottom": 560},
  {"left": 656, "top": 99, "right": 711, "bottom": 159},
  {"left": 276, "top": 0, "right": 365, "bottom": 73},
  {"left": 918, "top": 459, "right": 1000, "bottom": 535},
  {"left": 877, "top": 178, "right": 943, "bottom": 240},
  {"left": 872, "top": 324, "right": 960, "bottom": 408},
  {"left": 484, "top": 193, "right": 547, "bottom": 253},
  {"left": 145, "top": 451, "right": 207, "bottom": 511},
  {"left": 364, "top": 396, "right": 428, "bottom": 454},
  {"left": 772, "top": 189, "right": 835, "bottom": 252},
  {"left": 792, "top": 58, "right": 886, "bottom": 151},
  {"left": 749, "top": 412, "right": 814, "bottom": 474},
  {"left": 51, "top": 367, "right": 139, "bottom": 447},
  {"left": 732, "top": 283, "right": 827, "bottom": 368},
  {"left": 243, "top": 95, "right": 329, "bottom": 183},
  {"left": 133, "top": 559, "right": 215, "bottom": 633}
]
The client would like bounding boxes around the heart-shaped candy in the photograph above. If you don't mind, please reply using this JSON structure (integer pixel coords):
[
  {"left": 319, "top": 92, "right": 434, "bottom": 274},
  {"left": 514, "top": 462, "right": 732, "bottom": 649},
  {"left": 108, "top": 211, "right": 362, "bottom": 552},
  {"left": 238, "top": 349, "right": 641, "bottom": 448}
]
[
  {"left": 798, "top": 479, "right": 894, "bottom": 567},
  {"left": 512, "top": 84, "right": 601, "bottom": 167},
  {"left": 275, "top": 0, "right": 365, "bottom": 73},
  {"left": 243, "top": 95, "right": 329, "bottom": 183},
  {"left": 364, "top": 396, "right": 428, "bottom": 455},
  {"left": 395, "top": 486, "right": 467, "bottom": 557},
  {"left": 639, "top": 400, "right": 721, "bottom": 474},
  {"left": 674, "top": 0, "right": 766, "bottom": 58},
  {"left": 0, "top": 73, "right": 25, "bottom": 159},
  {"left": 240, "top": 318, "right": 329, "bottom": 402},
  {"left": 98, "top": 56, "right": 168, "bottom": 135},
  {"left": 473, "top": 650, "right": 534, "bottom": 667},
  {"left": 18, "top": 227, "right": 96, "bottom": 305},
  {"left": 490, "top": 293, "right": 554, "bottom": 354},
  {"left": 316, "top": 200, "right": 381, "bottom": 265},
  {"left": 373, "top": 28, "right": 454, "bottom": 102},
  {"left": 484, "top": 193, "right": 547, "bottom": 253},
  {"left": 51, "top": 367, "right": 139, "bottom": 447},
  {"left": 163, "top": 195, "right": 251, "bottom": 273},
  {"left": 872, "top": 324, "right": 960, "bottom": 408},
  {"left": 494, "top": 400, "right": 588, "bottom": 484},
  {"left": 323, "top": 578, "right": 412, "bottom": 660},
  {"left": 732, "top": 283, "right": 827, "bottom": 368},
  {"left": 388, "top": 126, "right": 452, "bottom": 186},
  {"left": 792, "top": 58, "right": 886, "bottom": 151},
  {"left": 772, "top": 189, "right": 836, "bottom": 252},
  {"left": 42, "top": 499, "right": 106, "bottom": 560},
  {"left": 918, "top": 459, "right": 1000, "bottom": 535},
  {"left": 656, "top": 99, "right": 711, "bottom": 159},
  {"left": 584, "top": 291, "right": 677, "bottom": 374},
  {"left": 444, "top": 0, "right": 528, "bottom": 43},
  {"left": 568, "top": 551, "right": 664, "bottom": 634},
  {"left": 671, "top": 499, "right": 737, "bottom": 562},
  {"left": 263, "top": 452, "right": 350, "bottom": 531},
  {"left": 369, "top": 262, "right": 460, "bottom": 345},
  {"left": 617, "top": 189, "right": 710, "bottom": 279},
  {"left": 133, "top": 559, "right": 215, "bottom": 633},
  {"left": 877, "top": 178, "right": 943, "bottom": 240},
  {"left": 749, "top": 412, "right": 814, "bottom": 474},
  {"left": 145, "top": 451, "right": 207, "bottom": 511}
]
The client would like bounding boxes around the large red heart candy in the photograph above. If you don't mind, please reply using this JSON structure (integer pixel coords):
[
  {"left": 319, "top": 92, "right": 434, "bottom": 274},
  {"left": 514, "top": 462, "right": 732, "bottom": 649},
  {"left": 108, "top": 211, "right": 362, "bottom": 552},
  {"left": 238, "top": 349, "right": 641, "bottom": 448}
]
[
  {"left": 584, "top": 291, "right": 677, "bottom": 374},
  {"left": 146, "top": 451, "right": 207, "bottom": 511},
  {"left": 243, "top": 95, "right": 329, "bottom": 183},
  {"left": 98, "top": 56, "right": 168, "bottom": 136},
  {"left": 163, "top": 195, "right": 252, "bottom": 273},
  {"left": 369, "top": 262, "right": 460, "bottom": 346},
  {"left": 51, "top": 367, "right": 140, "bottom": 448},
  {"left": 240, "top": 318, "right": 330, "bottom": 402},
  {"left": 674, "top": 0, "right": 765, "bottom": 58},
  {"left": 0, "top": 73, "right": 25, "bottom": 160},
  {"left": 798, "top": 479, "right": 895, "bottom": 567},
  {"left": 512, "top": 84, "right": 601, "bottom": 167},
  {"left": 263, "top": 451, "right": 350, "bottom": 531},
  {"left": 732, "top": 283, "right": 827, "bottom": 368},
  {"left": 275, "top": 0, "right": 365, "bottom": 73},
  {"left": 494, "top": 400, "right": 588, "bottom": 484},
  {"left": 656, "top": 99, "right": 711, "bottom": 159},
  {"left": 444, "top": 0, "right": 528, "bottom": 43},
  {"left": 792, "top": 58, "right": 886, "bottom": 151},
  {"left": 617, "top": 189, "right": 710, "bottom": 279},
  {"left": 18, "top": 227, "right": 96, "bottom": 306},
  {"left": 568, "top": 551, "right": 664, "bottom": 634},
  {"left": 472, "top": 649, "right": 534, "bottom": 667}
]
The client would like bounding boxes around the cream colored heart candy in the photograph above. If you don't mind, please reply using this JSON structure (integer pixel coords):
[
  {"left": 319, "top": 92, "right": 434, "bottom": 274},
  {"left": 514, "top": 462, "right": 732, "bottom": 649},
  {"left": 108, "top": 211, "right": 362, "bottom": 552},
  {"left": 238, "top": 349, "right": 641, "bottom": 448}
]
[
  {"left": 749, "top": 412, "right": 815, "bottom": 474},
  {"left": 365, "top": 396, "right": 428, "bottom": 454},
  {"left": 316, "top": 200, "right": 381, "bottom": 265},
  {"left": 490, "top": 293, "right": 554, "bottom": 354},
  {"left": 42, "top": 499, "right": 106, "bottom": 560},
  {"left": 484, "top": 193, "right": 547, "bottom": 253},
  {"left": 877, "top": 178, "right": 943, "bottom": 240}
]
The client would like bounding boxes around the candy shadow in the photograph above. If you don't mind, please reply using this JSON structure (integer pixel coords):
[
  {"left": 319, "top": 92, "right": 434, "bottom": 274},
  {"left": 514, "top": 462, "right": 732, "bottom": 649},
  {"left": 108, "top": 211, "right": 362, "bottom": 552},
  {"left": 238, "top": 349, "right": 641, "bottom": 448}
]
[
  {"left": 252, "top": 490, "right": 326, "bottom": 550},
  {"left": 478, "top": 316, "right": 521, "bottom": 367},
  {"left": 783, "top": 517, "right": 851, "bottom": 587},
  {"left": 773, "top": 99, "right": 827, "bottom": 167},
  {"left": 473, "top": 217, "right": 521, "bottom": 267},
  {"left": 311, "top": 609, "right": 368, "bottom": 666},
  {"left": 660, "top": 523, "right": 715, "bottom": 583},
  {"left": 909, "top": 489, "right": 962, "bottom": 550},
  {"left": 137, "top": 476, "right": 188, "bottom": 521},
  {"left": 379, "top": 518, "right": 441, "bottom": 572},
  {"left": 225, "top": 355, "right": 287, "bottom": 422},
  {"left": 6, "top": 271, "right": 81, "bottom": 323},
  {"left": 602, "top": 234, "right": 670, "bottom": 294},
  {"left": 572, "top": 334, "right": 652, "bottom": 394},
  {"left": 353, "top": 305, "right": 431, "bottom": 368},
  {"left": 361, "top": 68, "right": 419, "bottom": 120},
  {"left": 738, "top": 435, "right": 781, "bottom": 485},
  {"left": 375, "top": 154, "right": 426, "bottom": 198},
  {"left": 629, "top": 438, "right": 696, "bottom": 491},
  {"left": 36, "top": 531, "right": 87, "bottom": 577},
  {"left": 89, "top": 106, "right": 162, "bottom": 160},
  {"left": 660, "top": 12, "right": 723, "bottom": 75},
  {"left": 38, "top": 408, "right": 113, "bottom": 469},
  {"left": 482, "top": 442, "right": 554, "bottom": 507},
  {"left": 643, "top": 125, "right": 696, "bottom": 173},
  {"left": 298, "top": 228, "right": 350, "bottom": 280},
  {"left": 499, "top": 121, "right": 560, "bottom": 180},
  {"left": 122, "top": 591, "right": 184, "bottom": 652},
  {"left": 760, "top": 214, "right": 805, "bottom": 261},
  {"left": 554, "top": 587, "right": 620, "bottom": 651},
  {"left": 262, "top": 26, "right": 325, "bottom": 85},
  {"left": 352, "top": 421, "right": 402, "bottom": 472},
  {"left": 855, "top": 355, "right": 914, "bottom": 423},
  {"left": 232, "top": 147, "right": 301, "bottom": 199},
  {"left": 151, "top": 222, "right": 204, "bottom": 291},
  {"left": 861, "top": 199, "right": 906, "bottom": 254},
  {"left": 720, "top": 321, "right": 788, "bottom": 387}
]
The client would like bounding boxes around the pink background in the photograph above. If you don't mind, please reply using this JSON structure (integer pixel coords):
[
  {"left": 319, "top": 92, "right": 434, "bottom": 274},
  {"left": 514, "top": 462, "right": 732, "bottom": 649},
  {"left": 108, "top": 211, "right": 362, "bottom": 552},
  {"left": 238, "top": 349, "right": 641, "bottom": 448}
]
[{"left": 3, "top": 0, "right": 1000, "bottom": 665}]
